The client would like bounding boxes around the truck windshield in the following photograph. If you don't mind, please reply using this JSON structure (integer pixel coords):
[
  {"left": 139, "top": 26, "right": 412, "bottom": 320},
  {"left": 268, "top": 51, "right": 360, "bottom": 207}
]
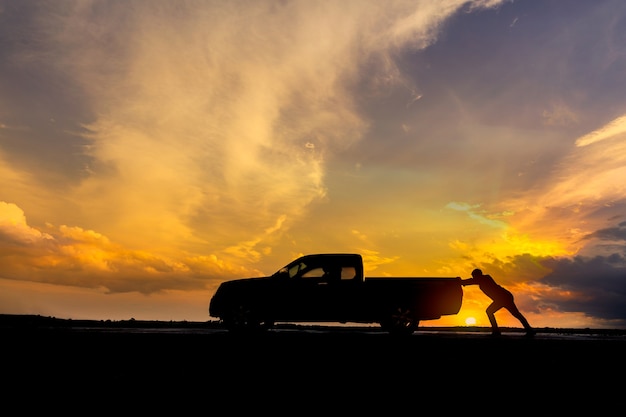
[{"left": 288, "top": 262, "right": 306, "bottom": 278}]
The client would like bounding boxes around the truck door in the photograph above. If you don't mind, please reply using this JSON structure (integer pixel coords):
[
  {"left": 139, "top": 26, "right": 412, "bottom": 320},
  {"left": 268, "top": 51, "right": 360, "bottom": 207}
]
[
  {"left": 299, "top": 265, "right": 361, "bottom": 321},
  {"left": 271, "top": 259, "right": 361, "bottom": 322},
  {"left": 270, "top": 261, "right": 331, "bottom": 321}
]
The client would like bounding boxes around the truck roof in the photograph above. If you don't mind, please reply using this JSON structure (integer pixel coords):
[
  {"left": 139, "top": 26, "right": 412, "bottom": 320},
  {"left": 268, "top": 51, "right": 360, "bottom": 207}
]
[
  {"left": 291, "top": 253, "right": 362, "bottom": 267},
  {"left": 295, "top": 253, "right": 362, "bottom": 262}
]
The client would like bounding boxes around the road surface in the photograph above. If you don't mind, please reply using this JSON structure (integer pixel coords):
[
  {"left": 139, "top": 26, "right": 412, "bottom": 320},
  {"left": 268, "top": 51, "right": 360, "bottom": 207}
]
[{"left": 3, "top": 317, "right": 623, "bottom": 414}]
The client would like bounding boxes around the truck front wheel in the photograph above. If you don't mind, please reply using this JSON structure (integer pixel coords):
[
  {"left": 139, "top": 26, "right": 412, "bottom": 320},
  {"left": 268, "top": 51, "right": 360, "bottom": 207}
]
[
  {"left": 223, "top": 304, "right": 273, "bottom": 333},
  {"left": 380, "top": 307, "right": 418, "bottom": 336}
]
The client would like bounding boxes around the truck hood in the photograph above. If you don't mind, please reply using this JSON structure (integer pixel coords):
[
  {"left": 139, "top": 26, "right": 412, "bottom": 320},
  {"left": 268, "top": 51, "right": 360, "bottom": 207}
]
[{"left": 208, "top": 276, "right": 271, "bottom": 318}]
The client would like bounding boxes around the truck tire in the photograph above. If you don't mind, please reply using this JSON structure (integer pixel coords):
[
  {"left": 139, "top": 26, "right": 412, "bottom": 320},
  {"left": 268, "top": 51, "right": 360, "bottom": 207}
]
[
  {"left": 223, "top": 304, "right": 273, "bottom": 333},
  {"left": 380, "top": 306, "right": 418, "bottom": 336}
]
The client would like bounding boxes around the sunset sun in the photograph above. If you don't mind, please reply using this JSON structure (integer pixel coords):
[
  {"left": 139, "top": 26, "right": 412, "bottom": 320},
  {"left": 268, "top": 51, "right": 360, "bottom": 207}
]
[{"left": 465, "top": 317, "right": 477, "bottom": 326}]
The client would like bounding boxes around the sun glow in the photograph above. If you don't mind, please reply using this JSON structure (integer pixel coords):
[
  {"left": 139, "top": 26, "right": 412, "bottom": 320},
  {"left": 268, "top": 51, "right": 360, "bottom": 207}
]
[{"left": 465, "top": 317, "right": 477, "bottom": 326}]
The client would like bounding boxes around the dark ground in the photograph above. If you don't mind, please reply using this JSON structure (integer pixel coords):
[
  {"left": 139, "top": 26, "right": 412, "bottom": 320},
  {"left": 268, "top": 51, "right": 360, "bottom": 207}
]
[{"left": 3, "top": 314, "right": 624, "bottom": 413}]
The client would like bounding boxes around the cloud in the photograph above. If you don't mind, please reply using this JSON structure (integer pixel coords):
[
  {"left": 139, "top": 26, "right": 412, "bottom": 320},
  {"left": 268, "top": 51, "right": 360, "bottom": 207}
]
[
  {"left": 1, "top": 0, "right": 508, "bottom": 287},
  {"left": 0, "top": 202, "right": 53, "bottom": 245},
  {"left": 26, "top": 1, "right": 374, "bottom": 256},
  {"left": 575, "top": 115, "right": 626, "bottom": 147},
  {"left": 583, "top": 221, "right": 626, "bottom": 243},
  {"left": 445, "top": 201, "right": 507, "bottom": 229},
  {"left": 542, "top": 102, "right": 579, "bottom": 127},
  {"left": 0, "top": 201, "right": 261, "bottom": 294},
  {"left": 1, "top": 1, "right": 507, "bottom": 259},
  {"left": 360, "top": 248, "right": 400, "bottom": 274},
  {"left": 492, "top": 114, "right": 626, "bottom": 256},
  {"left": 539, "top": 255, "right": 626, "bottom": 325}
]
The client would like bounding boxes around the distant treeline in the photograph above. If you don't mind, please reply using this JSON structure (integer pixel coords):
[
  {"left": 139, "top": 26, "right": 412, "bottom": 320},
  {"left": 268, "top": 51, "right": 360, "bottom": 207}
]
[
  {"left": 1, "top": 314, "right": 626, "bottom": 336},
  {"left": 0, "top": 314, "right": 220, "bottom": 329}
]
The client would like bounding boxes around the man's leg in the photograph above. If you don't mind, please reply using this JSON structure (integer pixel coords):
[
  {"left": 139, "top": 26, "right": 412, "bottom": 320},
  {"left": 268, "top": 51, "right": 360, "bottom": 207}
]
[
  {"left": 486, "top": 303, "right": 501, "bottom": 335},
  {"left": 507, "top": 305, "right": 532, "bottom": 329},
  {"left": 507, "top": 305, "right": 535, "bottom": 335}
]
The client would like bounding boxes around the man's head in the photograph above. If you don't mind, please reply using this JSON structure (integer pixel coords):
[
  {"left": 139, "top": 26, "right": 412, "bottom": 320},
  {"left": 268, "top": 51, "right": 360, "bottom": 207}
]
[{"left": 471, "top": 268, "right": 482, "bottom": 278}]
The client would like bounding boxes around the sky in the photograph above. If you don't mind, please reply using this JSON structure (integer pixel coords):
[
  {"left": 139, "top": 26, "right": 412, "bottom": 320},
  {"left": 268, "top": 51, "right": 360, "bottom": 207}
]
[{"left": 1, "top": 0, "right": 626, "bottom": 329}]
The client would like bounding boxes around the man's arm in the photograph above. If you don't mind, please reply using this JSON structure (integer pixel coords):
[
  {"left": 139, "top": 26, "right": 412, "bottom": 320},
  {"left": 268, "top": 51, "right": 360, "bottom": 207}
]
[{"left": 459, "top": 277, "right": 475, "bottom": 286}]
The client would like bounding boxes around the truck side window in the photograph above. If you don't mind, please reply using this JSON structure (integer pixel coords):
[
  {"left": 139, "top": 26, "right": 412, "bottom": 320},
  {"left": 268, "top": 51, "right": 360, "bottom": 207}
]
[
  {"left": 301, "top": 267, "right": 325, "bottom": 279},
  {"left": 341, "top": 267, "right": 357, "bottom": 280}
]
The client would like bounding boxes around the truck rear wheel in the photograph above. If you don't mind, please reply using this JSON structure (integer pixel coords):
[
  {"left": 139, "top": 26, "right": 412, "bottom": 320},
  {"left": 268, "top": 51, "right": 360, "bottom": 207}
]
[{"left": 380, "top": 306, "right": 418, "bottom": 336}]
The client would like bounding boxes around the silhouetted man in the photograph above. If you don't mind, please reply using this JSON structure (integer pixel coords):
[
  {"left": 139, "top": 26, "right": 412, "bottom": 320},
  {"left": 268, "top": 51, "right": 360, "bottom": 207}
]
[{"left": 460, "top": 268, "right": 535, "bottom": 337}]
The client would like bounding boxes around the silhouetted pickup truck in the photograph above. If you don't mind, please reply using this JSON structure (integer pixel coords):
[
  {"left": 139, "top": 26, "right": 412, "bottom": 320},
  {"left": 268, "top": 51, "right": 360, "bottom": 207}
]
[{"left": 209, "top": 253, "right": 463, "bottom": 335}]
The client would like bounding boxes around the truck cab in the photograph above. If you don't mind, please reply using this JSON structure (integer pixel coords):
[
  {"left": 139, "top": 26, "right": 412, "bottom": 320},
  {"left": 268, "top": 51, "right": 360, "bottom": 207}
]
[{"left": 272, "top": 253, "right": 364, "bottom": 283}]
